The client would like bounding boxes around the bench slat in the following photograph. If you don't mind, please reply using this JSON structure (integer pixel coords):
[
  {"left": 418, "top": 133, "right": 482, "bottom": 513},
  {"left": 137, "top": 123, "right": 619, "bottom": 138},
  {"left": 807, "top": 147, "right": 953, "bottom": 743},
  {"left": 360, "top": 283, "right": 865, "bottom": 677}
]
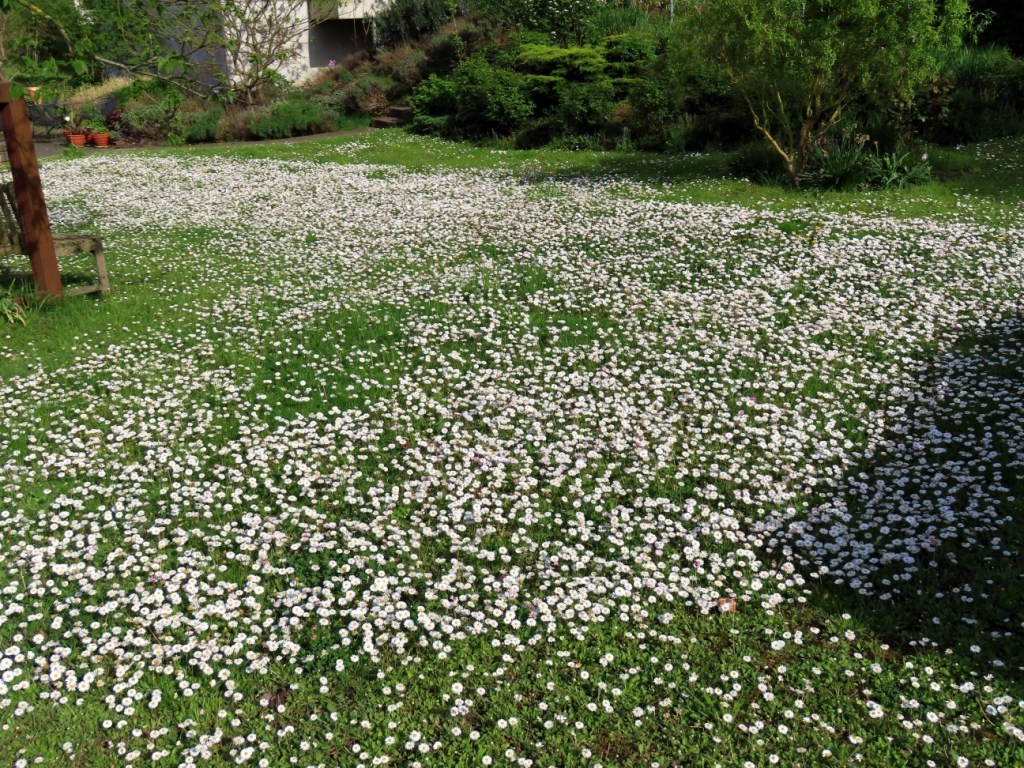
[{"left": 0, "top": 181, "right": 109, "bottom": 295}]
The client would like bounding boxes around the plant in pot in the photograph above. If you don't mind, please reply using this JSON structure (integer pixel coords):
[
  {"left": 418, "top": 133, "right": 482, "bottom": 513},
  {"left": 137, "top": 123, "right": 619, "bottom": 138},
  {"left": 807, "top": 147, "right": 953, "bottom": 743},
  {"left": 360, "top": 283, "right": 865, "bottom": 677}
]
[
  {"left": 84, "top": 118, "right": 111, "bottom": 147},
  {"left": 64, "top": 111, "right": 87, "bottom": 146}
]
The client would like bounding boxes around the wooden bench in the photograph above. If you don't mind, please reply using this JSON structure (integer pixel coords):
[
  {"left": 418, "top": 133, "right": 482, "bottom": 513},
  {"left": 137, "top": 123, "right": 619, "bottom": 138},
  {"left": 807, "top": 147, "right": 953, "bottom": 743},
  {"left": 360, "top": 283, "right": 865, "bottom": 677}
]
[{"left": 0, "top": 181, "right": 109, "bottom": 296}]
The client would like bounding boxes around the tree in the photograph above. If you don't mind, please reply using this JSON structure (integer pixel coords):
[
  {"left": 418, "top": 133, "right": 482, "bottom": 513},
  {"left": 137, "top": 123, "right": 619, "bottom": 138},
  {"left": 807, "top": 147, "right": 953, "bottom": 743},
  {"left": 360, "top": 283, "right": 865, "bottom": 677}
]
[
  {"left": 671, "top": 0, "right": 975, "bottom": 184},
  {"left": 0, "top": 0, "right": 327, "bottom": 104},
  {"left": 167, "top": 0, "right": 329, "bottom": 105}
]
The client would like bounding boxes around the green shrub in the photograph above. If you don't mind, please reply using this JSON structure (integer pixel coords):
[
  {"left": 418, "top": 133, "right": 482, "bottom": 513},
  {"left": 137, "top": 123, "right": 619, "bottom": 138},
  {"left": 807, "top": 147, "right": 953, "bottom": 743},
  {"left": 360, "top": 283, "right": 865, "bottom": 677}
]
[
  {"left": 921, "top": 46, "right": 1024, "bottom": 144},
  {"left": 117, "top": 97, "right": 184, "bottom": 141},
  {"left": 182, "top": 107, "right": 224, "bottom": 144},
  {"left": 376, "top": 44, "right": 429, "bottom": 87},
  {"left": 247, "top": 99, "right": 335, "bottom": 140},
  {"left": 474, "top": 0, "right": 596, "bottom": 45},
  {"left": 516, "top": 44, "right": 608, "bottom": 82},
  {"left": 410, "top": 56, "right": 533, "bottom": 138},
  {"left": 423, "top": 25, "right": 483, "bottom": 73},
  {"left": 664, "top": 115, "right": 700, "bottom": 153},
  {"left": 513, "top": 119, "right": 558, "bottom": 148},
  {"left": 408, "top": 31, "right": 749, "bottom": 151},
  {"left": 623, "top": 73, "right": 683, "bottom": 151},
  {"left": 343, "top": 75, "right": 399, "bottom": 114},
  {"left": 309, "top": 90, "right": 349, "bottom": 116},
  {"left": 600, "top": 33, "right": 657, "bottom": 78},
  {"left": 452, "top": 56, "right": 534, "bottom": 137},
  {"left": 553, "top": 79, "right": 615, "bottom": 137},
  {"left": 375, "top": 0, "right": 454, "bottom": 46},
  {"left": 586, "top": 3, "right": 671, "bottom": 42},
  {"left": 409, "top": 74, "right": 458, "bottom": 134},
  {"left": 798, "top": 137, "right": 932, "bottom": 191},
  {"left": 865, "top": 150, "right": 932, "bottom": 189},
  {"left": 800, "top": 137, "right": 871, "bottom": 190},
  {"left": 306, "top": 66, "right": 357, "bottom": 95}
]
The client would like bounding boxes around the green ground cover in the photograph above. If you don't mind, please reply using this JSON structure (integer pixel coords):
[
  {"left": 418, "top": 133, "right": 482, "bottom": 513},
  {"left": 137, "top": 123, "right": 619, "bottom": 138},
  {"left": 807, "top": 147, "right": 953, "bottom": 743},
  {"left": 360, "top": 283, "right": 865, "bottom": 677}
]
[{"left": 1, "top": 133, "right": 1023, "bottom": 768}]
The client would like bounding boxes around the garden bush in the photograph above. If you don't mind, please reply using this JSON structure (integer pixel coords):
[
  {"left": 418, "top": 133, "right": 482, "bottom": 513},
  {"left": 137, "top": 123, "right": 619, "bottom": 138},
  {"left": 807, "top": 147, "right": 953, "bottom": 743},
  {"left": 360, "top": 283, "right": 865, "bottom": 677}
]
[
  {"left": 343, "top": 75, "right": 400, "bottom": 114},
  {"left": 216, "top": 107, "right": 252, "bottom": 142},
  {"left": 408, "top": 74, "right": 459, "bottom": 134},
  {"left": 421, "top": 18, "right": 496, "bottom": 73},
  {"left": 412, "top": 56, "right": 535, "bottom": 139},
  {"left": 920, "top": 45, "right": 1024, "bottom": 144},
  {"left": 552, "top": 78, "right": 615, "bottom": 136},
  {"left": 600, "top": 33, "right": 657, "bottom": 78},
  {"left": 309, "top": 89, "right": 349, "bottom": 116},
  {"left": 516, "top": 44, "right": 608, "bottom": 81},
  {"left": 864, "top": 149, "right": 933, "bottom": 189},
  {"left": 799, "top": 136, "right": 872, "bottom": 191},
  {"left": 375, "top": 0, "right": 455, "bottom": 46},
  {"left": 247, "top": 99, "right": 336, "bottom": 140},
  {"left": 587, "top": 2, "right": 671, "bottom": 42},
  {"left": 398, "top": 20, "right": 810, "bottom": 154},
  {"left": 621, "top": 69, "right": 685, "bottom": 150},
  {"left": 117, "top": 97, "right": 184, "bottom": 141},
  {"left": 409, "top": 32, "right": 667, "bottom": 148},
  {"left": 473, "top": 0, "right": 596, "bottom": 45},
  {"left": 181, "top": 106, "right": 224, "bottom": 144},
  {"left": 374, "top": 43, "right": 429, "bottom": 87},
  {"left": 795, "top": 136, "right": 932, "bottom": 191},
  {"left": 448, "top": 56, "right": 534, "bottom": 137}
]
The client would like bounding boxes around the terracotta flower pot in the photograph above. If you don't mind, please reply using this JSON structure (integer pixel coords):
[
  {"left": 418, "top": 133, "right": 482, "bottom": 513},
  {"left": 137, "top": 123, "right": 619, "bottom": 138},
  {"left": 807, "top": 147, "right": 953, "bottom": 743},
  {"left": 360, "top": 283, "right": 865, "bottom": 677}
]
[
  {"left": 69, "top": 133, "right": 86, "bottom": 147},
  {"left": 91, "top": 133, "right": 110, "bottom": 148}
]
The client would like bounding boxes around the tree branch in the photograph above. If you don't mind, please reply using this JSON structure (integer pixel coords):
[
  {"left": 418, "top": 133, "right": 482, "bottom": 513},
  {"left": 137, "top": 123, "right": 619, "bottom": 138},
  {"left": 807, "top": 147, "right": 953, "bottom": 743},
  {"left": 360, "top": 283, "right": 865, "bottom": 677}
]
[
  {"left": 92, "top": 55, "right": 210, "bottom": 99},
  {"left": 13, "top": 0, "right": 75, "bottom": 56}
]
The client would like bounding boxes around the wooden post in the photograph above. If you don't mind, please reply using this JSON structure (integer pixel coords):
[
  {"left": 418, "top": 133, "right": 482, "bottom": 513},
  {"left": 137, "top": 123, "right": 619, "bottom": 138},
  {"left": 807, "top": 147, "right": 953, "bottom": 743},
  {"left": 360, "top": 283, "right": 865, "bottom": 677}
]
[{"left": 0, "top": 82, "right": 62, "bottom": 299}]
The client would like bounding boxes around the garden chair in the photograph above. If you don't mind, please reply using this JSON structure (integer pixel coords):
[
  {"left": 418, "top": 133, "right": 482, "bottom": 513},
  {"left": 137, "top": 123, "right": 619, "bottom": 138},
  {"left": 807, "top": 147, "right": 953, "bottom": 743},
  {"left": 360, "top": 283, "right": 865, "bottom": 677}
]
[
  {"left": 25, "top": 101, "right": 66, "bottom": 140},
  {"left": 0, "top": 180, "right": 109, "bottom": 296}
]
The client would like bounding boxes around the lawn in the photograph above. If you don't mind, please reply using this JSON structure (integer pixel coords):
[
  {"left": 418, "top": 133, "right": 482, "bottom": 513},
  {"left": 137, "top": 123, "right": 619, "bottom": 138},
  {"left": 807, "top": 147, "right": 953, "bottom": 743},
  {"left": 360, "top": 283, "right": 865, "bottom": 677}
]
[{"left": 1, "top": 132, "right": 1023, "bottom": 768}]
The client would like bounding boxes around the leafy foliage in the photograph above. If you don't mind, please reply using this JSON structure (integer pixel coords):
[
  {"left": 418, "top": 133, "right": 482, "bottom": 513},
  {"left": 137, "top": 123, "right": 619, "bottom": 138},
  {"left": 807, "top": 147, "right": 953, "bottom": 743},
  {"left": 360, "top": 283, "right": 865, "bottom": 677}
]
[
  {"left": 410, "top": 31, "right": 665, "bottom": 147},
  {"left": 798, "top": 135, "right": 933, "bottom": 191},
  {"left": 411, "top": 55, "right": 533, "bottom": 138},
  {"left": 670, "top": 0, "right": 975, "bottom": 182},
  {"left": 0, "top": 291, "right": 26, "bottom": 325},
  {"left": 472, "top": 0, "right": 598, "bottom": 45},
  {"left": 516, "top": 43, "right": 608, "bottom": 81},
  {"left": 374, "top": 0, "right": 456, "bottom": 46},
  {"left": 117, "top": 95, "right": 184, "bottom": 141},
  {"left": 182, "top": 106, "right": 225, "bottom": 144},
  {"left": 342, "top": 74, "right": 400, "bottom": 115},
  {"left": 918, "top": 45, "right": 1024, "bottom": 145},
  {"left": 246, "top": 99, "right": 335, "bottom": 140},
  {"left": 0, "top": 0, "right": 321, "bottom": 105}
]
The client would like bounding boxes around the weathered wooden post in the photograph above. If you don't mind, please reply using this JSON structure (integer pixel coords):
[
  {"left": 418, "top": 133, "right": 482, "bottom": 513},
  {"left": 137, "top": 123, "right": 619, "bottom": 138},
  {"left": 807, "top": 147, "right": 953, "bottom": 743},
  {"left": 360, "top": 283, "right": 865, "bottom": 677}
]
[{"left": 0, "top": 82, "right": 62, "bottom": 299}]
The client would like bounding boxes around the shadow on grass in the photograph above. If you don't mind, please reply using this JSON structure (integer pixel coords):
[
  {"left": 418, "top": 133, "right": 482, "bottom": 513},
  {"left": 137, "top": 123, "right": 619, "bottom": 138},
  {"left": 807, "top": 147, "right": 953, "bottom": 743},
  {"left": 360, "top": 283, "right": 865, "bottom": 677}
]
[
  {"left": 0, "top": 264, "right": 108, "bottom": 297},
  {"left": 932, "top": 138, "right": 1024, "bottom": 203},
  {"left": 789, "top": 314, "right": 1024, "bottom": 684}
]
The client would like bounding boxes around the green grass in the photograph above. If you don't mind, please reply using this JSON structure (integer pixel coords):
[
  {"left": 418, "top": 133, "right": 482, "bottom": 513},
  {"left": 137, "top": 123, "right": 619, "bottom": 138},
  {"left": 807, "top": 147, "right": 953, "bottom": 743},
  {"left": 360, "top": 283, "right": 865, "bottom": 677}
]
[{"left": 2, "top": 131, "right": 1024, "bottom": 767}]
